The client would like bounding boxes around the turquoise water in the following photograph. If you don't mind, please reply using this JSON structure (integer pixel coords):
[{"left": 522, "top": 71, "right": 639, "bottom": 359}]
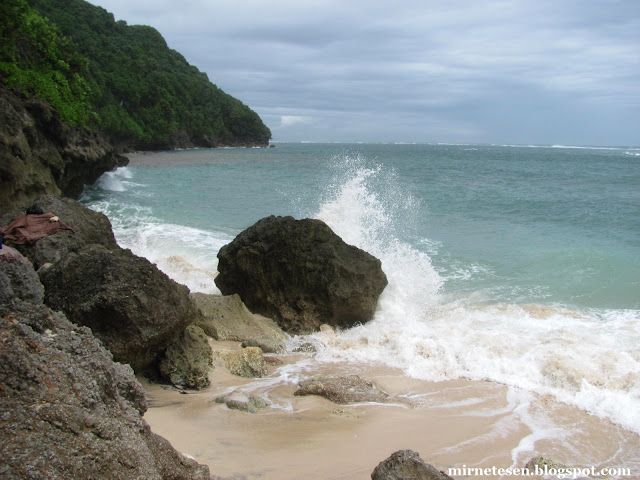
[
  {"left": 82, "top": 143, "right": 640, "bottom": 433},
  {"left": 83, "top": 143, "right": 639, "bottom": 309}
]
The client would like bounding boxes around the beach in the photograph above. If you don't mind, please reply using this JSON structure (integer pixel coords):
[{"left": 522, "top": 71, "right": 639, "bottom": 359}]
[{"left": 141, "top": 340, "right": 640, "bottom": 480}]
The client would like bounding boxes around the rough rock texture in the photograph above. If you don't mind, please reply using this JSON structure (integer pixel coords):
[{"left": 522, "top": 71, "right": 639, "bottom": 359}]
[
  {"left": 0, "top": 246, "right": 44, "bottom": 305},
  {"left": 524, "top": 457, "right": 571, "bottom": 477},
  {"left": 215, "top": 215, "right": 388, "bottom": 334},
  {"left": 215, "top": 347, "right": 267, "bottom": 378},
  {"left": 191, "top": 292, "right": 288, "bottom": 353},
  {"left": 0, "top": 85, "right": 128, "bottom": 216},
  {"left": 294, "top": 375, "right": 389, "bottom": 404},
  {"left": 371, "top": 450, "right": 454, "bottom": 480},
  {"left": 214, "top": 390, "right": 269, "bottom": 413},
  {"left": 0, "top": 299, "right": 212, "bottom": 480},
  {"left": 39, "top": 243, "right": 201, "bottom": 371},
  {"left": 158, "top": 325, "right": 213, "bottom": 390},
  {"left": 0, "top": 195, "right": 118, "bottom": 268}
]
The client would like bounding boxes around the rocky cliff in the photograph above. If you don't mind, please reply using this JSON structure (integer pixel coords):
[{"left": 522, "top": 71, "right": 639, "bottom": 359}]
[
  {"left": 0, "top": 85, "right": 128, "bottom": 215},
  {"left": 0, "top": 245, "right": 213, "bottom": 479}
]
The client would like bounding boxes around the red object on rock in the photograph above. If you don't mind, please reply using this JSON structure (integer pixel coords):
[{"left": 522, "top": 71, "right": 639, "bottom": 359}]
[{"left": 0, "top": 213, "right": 74, "bottom": 245}]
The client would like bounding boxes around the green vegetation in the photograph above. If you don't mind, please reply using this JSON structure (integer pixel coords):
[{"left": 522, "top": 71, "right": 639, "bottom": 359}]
[
  {"left": 1, "top": 0, "right": 270, "bottom": 147},
  {"left": 0, "top": 0, "right": 94, "bottom": 125}
]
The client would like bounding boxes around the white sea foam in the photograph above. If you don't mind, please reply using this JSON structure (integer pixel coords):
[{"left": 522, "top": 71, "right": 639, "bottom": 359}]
[
  {"left": 86, "top": 195, "right": 229, "bottom": 294},
  {"left": 94, "top": 166, "right": 134, "bottom": 191},
  {"left": 306, "top": 156, "right": 640, "bottom": 435},
  {"left": 116, "top": 221, "right": 228, "bottom": 294}
]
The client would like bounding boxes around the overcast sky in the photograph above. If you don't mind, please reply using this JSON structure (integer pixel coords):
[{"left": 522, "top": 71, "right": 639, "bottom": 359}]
[{"left": 88, "top": 0, "right": 639, "bottom": 146}]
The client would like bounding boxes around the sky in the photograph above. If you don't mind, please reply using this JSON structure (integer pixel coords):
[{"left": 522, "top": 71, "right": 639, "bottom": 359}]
[{"left": 87, "top": 0, "right": 639, "bottom": 146}]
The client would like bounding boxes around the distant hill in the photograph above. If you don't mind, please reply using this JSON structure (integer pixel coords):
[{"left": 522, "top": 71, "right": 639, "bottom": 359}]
[
  {"left": 0, "top": 0, "right": 271, "bottom": 213},
  {"left": 22, "top": 0, "right": 271, "bottom": 149}
]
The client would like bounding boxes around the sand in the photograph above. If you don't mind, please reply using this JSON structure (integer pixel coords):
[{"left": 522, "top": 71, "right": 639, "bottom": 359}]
[{"left": 141, "top": 341, "right": 640, "bottom": 480}]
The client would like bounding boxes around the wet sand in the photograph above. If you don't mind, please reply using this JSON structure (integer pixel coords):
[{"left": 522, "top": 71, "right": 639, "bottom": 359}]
[{"left": 142, "top": 341, "right": 640, "bottom": 480}]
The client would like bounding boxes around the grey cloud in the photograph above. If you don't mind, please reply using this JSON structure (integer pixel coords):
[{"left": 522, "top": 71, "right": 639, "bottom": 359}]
[{"left": 89, "top": 0, "right": 640, "bottom": 145}]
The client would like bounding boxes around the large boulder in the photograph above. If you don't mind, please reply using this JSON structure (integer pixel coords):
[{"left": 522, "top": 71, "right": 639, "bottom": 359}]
[
  {"left": 0, "top": 195, "right": 118, "bottom": 268},
  {"left": 0, "top": 300, "right": 211, "bottom": 480},
  {"left": 191, "top": 292, "right": 288, "bottom": 353},
  {"left": 371, "top": 450, "right": 454, "bottom": 480},
  {"left": 39, "top": 243, "right": 201, "bottom": 372},
  {"left": 215, "top": 216, "right": 388, "bottom": 333},
  {"left": 158, "top": 325, "right": 213, "bottom": 390}
]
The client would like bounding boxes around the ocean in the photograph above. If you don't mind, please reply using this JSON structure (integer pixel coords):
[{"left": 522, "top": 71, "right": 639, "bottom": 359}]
[{"left": 80, "top": 142, "right": 640, "bottom": 439}]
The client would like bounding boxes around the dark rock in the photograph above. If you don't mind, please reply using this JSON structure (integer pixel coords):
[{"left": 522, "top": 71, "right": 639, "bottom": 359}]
[
  {"left": 158, "top": 325, "right": 213, "bottom": 390},
  {"left": 0, "top": 245, "right": 44, "bottom": 305},
  {"left": 371, "top": 450, "right": 454, "bottom": 480},
  {"left": 0, "top": 84, "right": 127, "bottom": 216},
  {"left": 39, "top": 243, "right": 201, "bottom": 372},
  {"left": 0, "top": 300, "right": 211, "bottom": 480},
  {"left": 215, "top": 215, "right": 388, "bottom": 334},
  {"left": 214, "top": 390, "right": 269, "bottom": 413},
  {"left": 1, "top": 195, "right": 118, "bottom": 268},
  {"left": 215, "top": 347, "right": 267, "bottom": 378},
  {"left": 191, "top": 292, "right": 288, "bottom": 353},
  {"left": 294, "top": 375, "right": 389, "bottom": 404}
]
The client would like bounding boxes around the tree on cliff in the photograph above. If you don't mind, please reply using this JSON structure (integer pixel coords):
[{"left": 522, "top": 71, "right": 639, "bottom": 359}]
[
  {"left": 27, "top": 0, "right": 271, "bottom": 148},
  {"left": 2, "top": 0, "right": 270, "bottom": 149},
  {"left": 0, "top": 0, "right": 94, "bottom": 125}
]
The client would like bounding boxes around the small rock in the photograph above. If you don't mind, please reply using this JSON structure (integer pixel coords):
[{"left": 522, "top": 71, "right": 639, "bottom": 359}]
[
  {"left": 240, "top": 337, "right": 285, "bottom": 354},
  {"left": 214, "top": 390, "right": 268, "bottom": 413},
  {"left": 524, "top": 456, "right": 571, "bottom": 477},
  {"left": 216, "top": 347, "right": 267, "bottom": 378},
  {"left": 158, "top": 325, "right": 213, "bottom": 390},
  {"left": 371, "top": 450, "right": 454, "bottom": 480},
  {"left": 294, "top": 375, "right": 389, "bottom": 404}
]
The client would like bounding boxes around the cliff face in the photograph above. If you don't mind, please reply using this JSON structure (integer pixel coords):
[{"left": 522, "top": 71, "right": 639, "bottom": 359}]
[
  {"left": 0, "top": 85, "right": 128, "bottom": 215},
  {"left": 0, "top": 246, "right": 212, "bottom": 480}
]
